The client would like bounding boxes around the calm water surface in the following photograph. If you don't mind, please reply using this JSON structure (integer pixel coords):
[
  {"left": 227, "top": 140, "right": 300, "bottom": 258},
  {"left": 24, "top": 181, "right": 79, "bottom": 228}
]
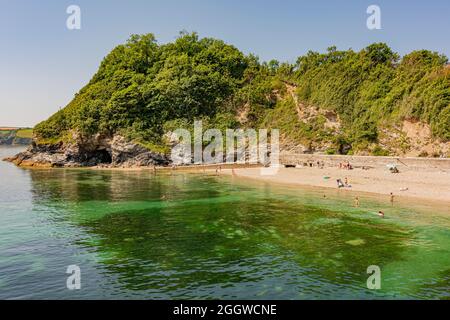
[{"left": 0, "top": 146, "right": 449, "bottom": 299}]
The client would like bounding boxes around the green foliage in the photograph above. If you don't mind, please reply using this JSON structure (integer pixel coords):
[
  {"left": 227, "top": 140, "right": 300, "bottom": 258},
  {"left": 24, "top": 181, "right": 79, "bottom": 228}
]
[
  {"left": 261, "top": 97, "right": 334, "bottom": 150},
  {"left": 295, "top": 44, "right": 449, "bottom": 143},
  {"left": 34, "top": 32, "right": 248, "bottom": 147},
  {"left": 371, "top": 145, "right": 390, "bottom": 156},
  {"left": 34, "top": 34, "right": 449, "bottom": 155}
]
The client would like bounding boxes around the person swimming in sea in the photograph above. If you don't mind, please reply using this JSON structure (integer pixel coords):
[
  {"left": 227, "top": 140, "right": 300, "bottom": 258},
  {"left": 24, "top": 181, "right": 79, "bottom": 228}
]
[{"left": 378, "top": 211, "right": 385, "bottom": 218}]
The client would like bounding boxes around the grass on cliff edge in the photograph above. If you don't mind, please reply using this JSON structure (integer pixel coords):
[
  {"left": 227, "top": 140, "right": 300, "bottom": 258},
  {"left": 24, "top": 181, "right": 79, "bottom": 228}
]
[{"left": 15, "top": 129, "right": 33, "bottom": 139}]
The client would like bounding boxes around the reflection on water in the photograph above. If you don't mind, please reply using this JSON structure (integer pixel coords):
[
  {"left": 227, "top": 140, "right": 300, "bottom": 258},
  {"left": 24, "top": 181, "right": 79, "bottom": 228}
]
[{"left": 0, "top": 146, "right": 449, "bottom": 299}]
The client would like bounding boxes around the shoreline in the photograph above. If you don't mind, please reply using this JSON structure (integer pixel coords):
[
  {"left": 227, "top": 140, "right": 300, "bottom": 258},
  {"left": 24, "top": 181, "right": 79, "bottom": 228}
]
[
  {"left": 219, "top": 166, "right": 450, "bottom": 205},
  {"left": 3, "top": 146, "right": 450, "bottom": 204},
  {"left": 64, "top": 163, "right": 450, "bottom": 205}
]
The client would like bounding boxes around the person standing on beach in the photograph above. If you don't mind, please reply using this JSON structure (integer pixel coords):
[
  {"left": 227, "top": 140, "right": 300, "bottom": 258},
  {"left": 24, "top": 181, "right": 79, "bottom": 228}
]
[
  {"left": 390, "top": 192, "right": 394, "bottom": 206},
  {"left": 354, "top": 196, "right": 360, "bottom": 207}
]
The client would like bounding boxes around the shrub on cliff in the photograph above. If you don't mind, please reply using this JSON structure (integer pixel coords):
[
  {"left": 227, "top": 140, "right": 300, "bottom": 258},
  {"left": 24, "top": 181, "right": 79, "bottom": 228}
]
[{"left": 294, "top": 44, "right": 450, "bottom": 143}]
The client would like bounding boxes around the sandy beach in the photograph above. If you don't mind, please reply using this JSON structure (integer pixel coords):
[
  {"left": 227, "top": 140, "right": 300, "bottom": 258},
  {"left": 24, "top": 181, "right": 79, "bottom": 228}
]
[{"left": 220, "top": 165, "right": 450, "bottom": 204}]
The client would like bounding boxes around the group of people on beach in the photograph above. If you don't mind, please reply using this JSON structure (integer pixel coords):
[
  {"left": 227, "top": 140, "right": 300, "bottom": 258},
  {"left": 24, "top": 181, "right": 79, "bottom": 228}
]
[
  {"left": 336, "top": 177, "right": 351, "bottom": 188},
  {"left": 305, "top": 161, "right": 325, "bottom": 168},
  {"left": 338, "top": 161, "right": 353, "bottom": 170}
]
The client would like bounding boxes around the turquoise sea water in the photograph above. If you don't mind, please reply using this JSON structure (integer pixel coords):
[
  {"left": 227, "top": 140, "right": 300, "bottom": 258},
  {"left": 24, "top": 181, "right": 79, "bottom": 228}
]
[{"left": 0, "top": 146, "right": 449, "bottom": 299}]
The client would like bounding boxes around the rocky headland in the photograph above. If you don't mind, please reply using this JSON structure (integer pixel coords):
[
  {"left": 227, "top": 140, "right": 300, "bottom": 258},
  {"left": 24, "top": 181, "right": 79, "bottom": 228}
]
[{"left": 5, "top": 133, "right": 169, "bottom": 168}]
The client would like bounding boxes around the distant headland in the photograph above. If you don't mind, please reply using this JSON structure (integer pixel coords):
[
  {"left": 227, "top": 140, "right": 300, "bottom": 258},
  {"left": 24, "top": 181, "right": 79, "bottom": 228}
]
[{"left": 0, "top": 127, "right": 33, "bottom": 145}]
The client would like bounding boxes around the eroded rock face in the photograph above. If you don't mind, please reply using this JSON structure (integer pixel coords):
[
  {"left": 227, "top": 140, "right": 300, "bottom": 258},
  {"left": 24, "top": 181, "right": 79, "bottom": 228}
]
[
  {"left": 109, "top": 136, "right": 169, "bottom": 167},
  {"left": 4, "top": 134, "right": 170, "bottom": 168}
]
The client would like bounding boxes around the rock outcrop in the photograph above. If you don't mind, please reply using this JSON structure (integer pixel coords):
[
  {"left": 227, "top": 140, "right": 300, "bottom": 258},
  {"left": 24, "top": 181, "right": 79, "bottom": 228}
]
[{"left": 4, "top": 133, "right": 170, "bottom": 168}]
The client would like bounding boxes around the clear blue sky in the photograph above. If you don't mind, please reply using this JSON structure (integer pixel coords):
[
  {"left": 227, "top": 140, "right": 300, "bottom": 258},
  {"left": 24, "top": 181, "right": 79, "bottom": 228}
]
[{"left": 1, "top": 0, "right": 449, "bottom": 127}]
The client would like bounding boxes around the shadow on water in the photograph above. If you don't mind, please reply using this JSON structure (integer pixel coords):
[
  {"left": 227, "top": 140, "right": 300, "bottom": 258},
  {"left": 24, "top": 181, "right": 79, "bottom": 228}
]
[{"left": 21, "top": 168, "right": 450, "bottom": 299}]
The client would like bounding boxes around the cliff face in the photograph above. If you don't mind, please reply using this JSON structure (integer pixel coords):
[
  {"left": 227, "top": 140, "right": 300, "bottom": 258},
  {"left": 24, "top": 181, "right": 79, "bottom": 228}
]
[{"left": 268, "top": 87, "right": 449, "bottom": 157}]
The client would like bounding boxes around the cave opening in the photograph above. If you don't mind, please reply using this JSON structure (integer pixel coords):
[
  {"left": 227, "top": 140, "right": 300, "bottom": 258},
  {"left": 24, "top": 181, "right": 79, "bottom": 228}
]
[
  {"left": 94, "top": 149, "right": 112, "bottom": 164},
  {"left": 83, "top": 149, "right": 112, "bottom": 165}
]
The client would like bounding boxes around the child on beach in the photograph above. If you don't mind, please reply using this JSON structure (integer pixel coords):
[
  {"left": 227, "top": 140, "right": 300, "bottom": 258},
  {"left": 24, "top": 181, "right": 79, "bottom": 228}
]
[{"left": 354, "top": 196, "right": 360, "bottom": 207}]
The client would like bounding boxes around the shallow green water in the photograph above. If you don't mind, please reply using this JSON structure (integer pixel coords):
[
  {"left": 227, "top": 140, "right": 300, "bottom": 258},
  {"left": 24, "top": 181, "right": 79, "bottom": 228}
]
[{"left": 0, "top": 146, "right": 449, "bottom": 299}]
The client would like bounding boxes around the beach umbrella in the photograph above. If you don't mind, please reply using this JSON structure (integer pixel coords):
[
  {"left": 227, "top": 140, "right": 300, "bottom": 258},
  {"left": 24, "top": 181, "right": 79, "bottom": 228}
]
[{"left": 386, "top": 164, "right": 397, "bottom": 169}]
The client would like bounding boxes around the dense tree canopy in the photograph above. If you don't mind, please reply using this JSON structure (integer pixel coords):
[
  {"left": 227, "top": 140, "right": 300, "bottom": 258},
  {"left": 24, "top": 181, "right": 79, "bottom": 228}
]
[{"left": 35, "top": 32, "right": 248, "bottom": 144}]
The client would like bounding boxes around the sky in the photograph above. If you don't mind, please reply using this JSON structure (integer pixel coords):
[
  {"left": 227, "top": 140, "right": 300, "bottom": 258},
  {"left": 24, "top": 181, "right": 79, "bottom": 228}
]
[{"left": 1, "top": 0, "right": 449, "bottom": 127}]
